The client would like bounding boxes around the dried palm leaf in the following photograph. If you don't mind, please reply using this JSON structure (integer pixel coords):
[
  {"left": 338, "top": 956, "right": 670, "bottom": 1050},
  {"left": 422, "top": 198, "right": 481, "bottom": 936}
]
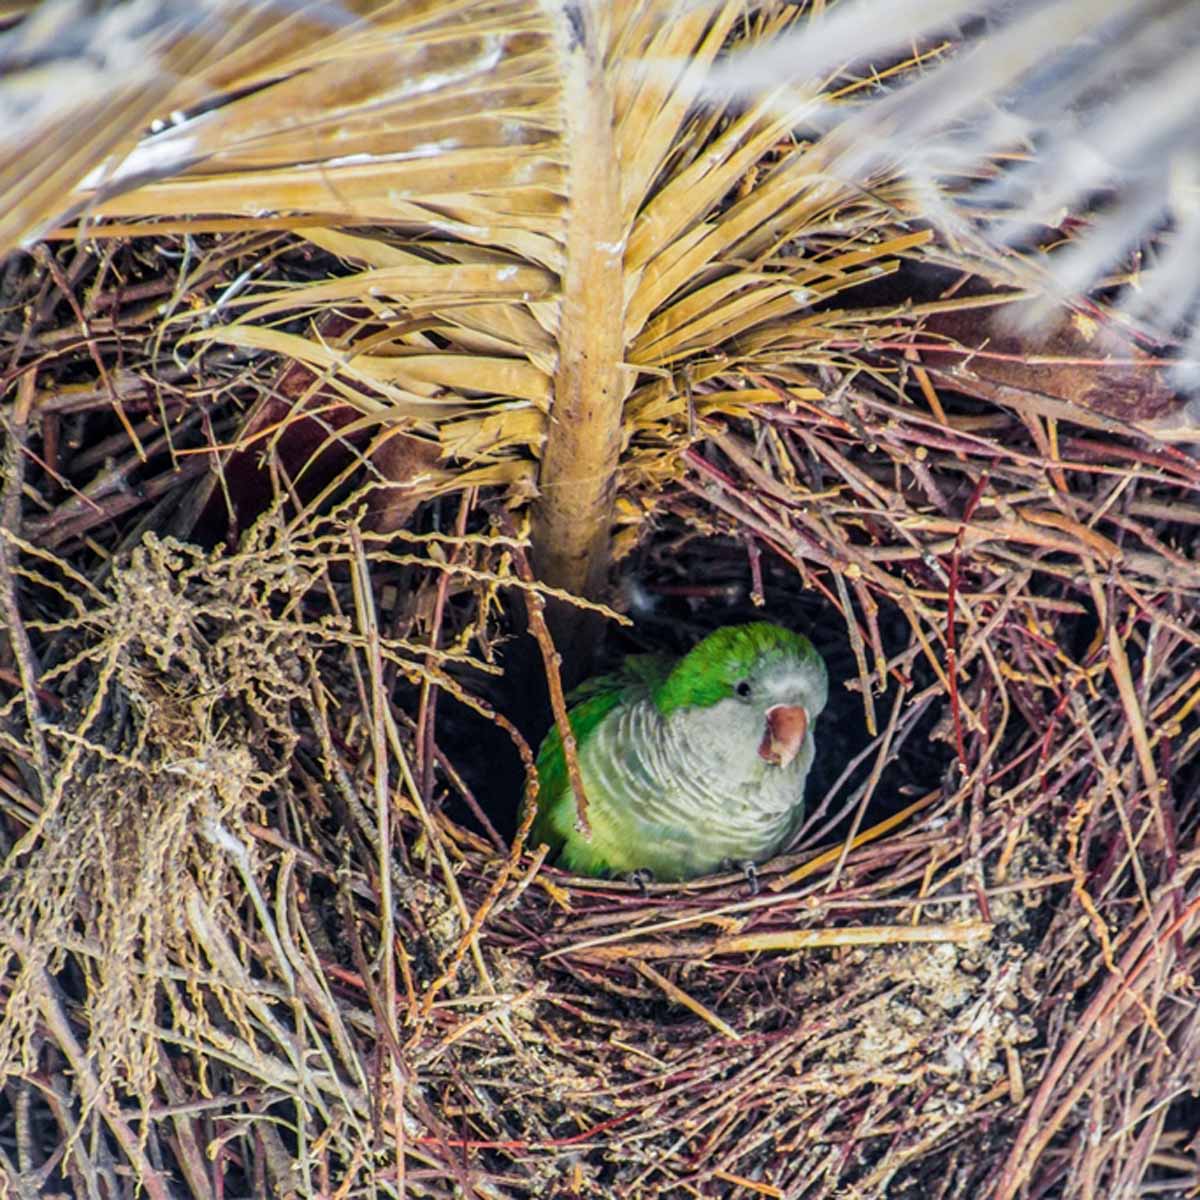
[{"left": 5, "top": 1, "right": 934, "bottom": 642}]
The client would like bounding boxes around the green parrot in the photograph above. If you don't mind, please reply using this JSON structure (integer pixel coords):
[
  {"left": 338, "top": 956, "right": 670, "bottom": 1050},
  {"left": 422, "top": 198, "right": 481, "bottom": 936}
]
[{"left": 527, "top": 622, "right": 828, "bottom": 882}]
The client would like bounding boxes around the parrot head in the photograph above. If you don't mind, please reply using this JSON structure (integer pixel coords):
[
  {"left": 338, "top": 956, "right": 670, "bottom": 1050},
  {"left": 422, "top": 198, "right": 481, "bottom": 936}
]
[{"left": 652, "top": 622, "right": 828, "bottom": 785}]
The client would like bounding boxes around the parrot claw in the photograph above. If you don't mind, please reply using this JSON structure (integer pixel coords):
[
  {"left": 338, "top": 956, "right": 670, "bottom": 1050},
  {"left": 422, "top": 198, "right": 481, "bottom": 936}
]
[
  {"left": 741, "top": 861, "right": 760, "bottom": 896},
  {"left": 721, "top": 859, "right": 760, "bottom": 896},
  {"left": 624, "top": 868, "right": 656, "bottom": 894}
]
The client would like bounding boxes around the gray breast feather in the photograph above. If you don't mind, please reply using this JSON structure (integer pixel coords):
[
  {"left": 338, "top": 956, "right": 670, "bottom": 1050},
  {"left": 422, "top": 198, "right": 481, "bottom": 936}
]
[{"left": 580, "top": 695, "right": 812, "bottom": 871}]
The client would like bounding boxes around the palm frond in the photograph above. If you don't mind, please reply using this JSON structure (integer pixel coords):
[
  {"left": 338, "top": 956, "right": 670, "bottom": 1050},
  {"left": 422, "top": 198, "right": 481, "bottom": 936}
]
[{"left": 27, "top": 1, "right": 919, "bottom": 622}]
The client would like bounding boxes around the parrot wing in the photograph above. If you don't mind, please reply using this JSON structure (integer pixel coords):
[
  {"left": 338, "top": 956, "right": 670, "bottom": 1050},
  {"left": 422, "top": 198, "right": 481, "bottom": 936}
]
[{"left": 528, "top": 653, "right": 673, "bottom": 858}]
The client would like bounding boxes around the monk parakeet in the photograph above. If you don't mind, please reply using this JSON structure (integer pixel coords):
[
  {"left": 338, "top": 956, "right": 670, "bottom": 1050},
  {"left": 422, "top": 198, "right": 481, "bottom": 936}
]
[{"left": 528, "top": 622, "right": 828, "bottom": 882}]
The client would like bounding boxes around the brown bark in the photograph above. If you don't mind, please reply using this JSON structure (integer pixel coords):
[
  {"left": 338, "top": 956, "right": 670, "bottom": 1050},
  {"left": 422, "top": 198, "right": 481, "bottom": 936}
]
[{"left": 530, "top": 1, "right": 630, "bottom": 664}]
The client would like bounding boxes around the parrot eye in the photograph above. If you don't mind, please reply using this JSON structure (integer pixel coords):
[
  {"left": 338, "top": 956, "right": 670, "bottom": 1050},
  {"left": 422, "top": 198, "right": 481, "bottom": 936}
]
[{"left": 735, "top": 680, "right": 752, "bottom": 699}]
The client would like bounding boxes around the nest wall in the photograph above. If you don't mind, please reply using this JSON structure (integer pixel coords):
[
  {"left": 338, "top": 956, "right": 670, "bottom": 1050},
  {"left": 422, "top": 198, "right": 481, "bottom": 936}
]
[
  {"left": 0, "top": 336, "right": 1197, "bottom": 1198},
  {"left": 2, "top": 1, "right": 1199, "bottom": 1193}
]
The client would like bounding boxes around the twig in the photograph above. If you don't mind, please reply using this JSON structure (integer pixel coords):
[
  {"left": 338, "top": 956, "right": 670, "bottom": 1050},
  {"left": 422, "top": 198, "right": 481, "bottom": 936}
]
[
  {"left": 633, "top": 960, "right": 741, "bottom": 1040},
  {"left": 28, "top": 961, "right": 174, "bottom": 1200},
  {"left": 568, "top": 920, "right": 994, "bottom": 962},
  {"left": 492, "top": 508, "right": 592, "bottom": 835}
]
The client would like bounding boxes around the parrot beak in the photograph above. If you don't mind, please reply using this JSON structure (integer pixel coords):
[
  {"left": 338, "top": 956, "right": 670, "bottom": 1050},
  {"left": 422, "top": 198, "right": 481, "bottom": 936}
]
[{"left": 758, "top": 704, "right": 808, "bottom": 768}]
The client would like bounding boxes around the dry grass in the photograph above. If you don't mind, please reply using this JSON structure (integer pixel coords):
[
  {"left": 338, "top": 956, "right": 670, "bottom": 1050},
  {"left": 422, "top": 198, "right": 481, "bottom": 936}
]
[
  {"left": 0, "top": 223, "right": 1198, "bottom": 1197},
  {"left": 1, "top": 3, "right": 1199, "bottom": 1195},
  {"left": 2, "top": 0, "right": 949, "bottom": 652}
]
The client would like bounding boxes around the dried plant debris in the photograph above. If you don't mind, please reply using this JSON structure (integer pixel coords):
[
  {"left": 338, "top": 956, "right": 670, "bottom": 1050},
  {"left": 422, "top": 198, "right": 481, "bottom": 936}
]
[
  {"left": 0, "top": 507, "right": 541, "bottom": 1197},
  {"left": 1, "top": 350, "right": 1198, "bottom": 1197},
  {"left": 0, "top": 266, "right": 1198, "bottom": 1193},
  {"left": 0, "top": 5, "right": 1197, "bottom": 1192}
]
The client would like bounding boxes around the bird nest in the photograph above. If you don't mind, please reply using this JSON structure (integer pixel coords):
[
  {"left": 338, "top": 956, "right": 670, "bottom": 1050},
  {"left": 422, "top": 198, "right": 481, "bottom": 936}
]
[{"left": 2, "top": 274, "right": 1199, "bottom": 1200}]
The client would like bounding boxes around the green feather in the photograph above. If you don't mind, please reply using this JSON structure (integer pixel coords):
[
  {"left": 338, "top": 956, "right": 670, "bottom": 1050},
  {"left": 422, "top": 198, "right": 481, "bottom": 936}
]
[
  {"left": 652, "top": 622, "right": 820, "bottom": 716},
  {"left": 529, "top": 654, "right": 671, "bottom": 858},
  {"left": 528, "top": 623, "right": 824, "bottom": 878}
]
